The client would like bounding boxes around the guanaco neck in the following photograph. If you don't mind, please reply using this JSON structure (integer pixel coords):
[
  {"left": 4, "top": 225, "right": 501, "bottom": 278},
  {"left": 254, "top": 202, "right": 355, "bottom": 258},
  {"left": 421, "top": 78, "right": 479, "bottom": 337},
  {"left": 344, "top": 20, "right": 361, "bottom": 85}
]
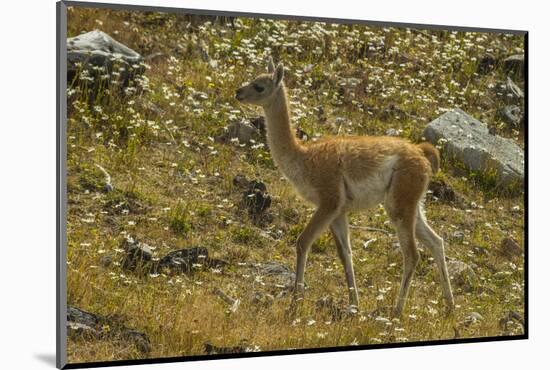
[{"left": 262, "top": 83, "right": 304, "bottom": 171}]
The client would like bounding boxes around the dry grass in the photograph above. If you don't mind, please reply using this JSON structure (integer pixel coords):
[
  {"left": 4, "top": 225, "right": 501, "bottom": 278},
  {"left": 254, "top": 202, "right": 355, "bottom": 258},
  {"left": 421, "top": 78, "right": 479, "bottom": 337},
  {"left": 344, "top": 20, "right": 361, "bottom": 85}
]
[{"left": 65, "top": 6, "right": 525, "bottom": 364}]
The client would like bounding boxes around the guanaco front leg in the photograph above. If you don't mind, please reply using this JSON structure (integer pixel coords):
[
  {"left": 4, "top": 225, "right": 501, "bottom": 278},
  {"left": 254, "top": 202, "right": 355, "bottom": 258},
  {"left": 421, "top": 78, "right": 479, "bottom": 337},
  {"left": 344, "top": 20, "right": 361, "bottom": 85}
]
[
  {"left": 293, "top": 204, "right": 340, "bottom": 303},
  {"left": 330, "top": 214, "right": 359, "bottom": 307}
]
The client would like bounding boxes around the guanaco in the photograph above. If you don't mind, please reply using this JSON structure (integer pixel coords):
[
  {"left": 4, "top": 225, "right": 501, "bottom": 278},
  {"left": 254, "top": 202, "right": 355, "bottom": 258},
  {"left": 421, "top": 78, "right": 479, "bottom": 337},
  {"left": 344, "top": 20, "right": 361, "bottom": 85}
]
[{"left": 235, "top": 58, "right": 454, "bottom": 316}]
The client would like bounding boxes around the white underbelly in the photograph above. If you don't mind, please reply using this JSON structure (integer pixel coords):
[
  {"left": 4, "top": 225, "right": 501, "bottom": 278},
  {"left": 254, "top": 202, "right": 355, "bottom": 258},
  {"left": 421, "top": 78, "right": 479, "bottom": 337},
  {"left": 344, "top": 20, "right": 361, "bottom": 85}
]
[
  {"left": 344, "top": 155, "right": 397, "bottom": 210},
  {"left": 344, "top": 176, "right": 388, "bottom": 210}
]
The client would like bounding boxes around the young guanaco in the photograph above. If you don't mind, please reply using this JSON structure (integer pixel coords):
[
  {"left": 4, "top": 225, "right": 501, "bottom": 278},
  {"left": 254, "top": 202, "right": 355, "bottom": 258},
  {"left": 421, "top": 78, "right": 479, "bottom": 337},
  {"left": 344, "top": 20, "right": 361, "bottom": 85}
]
[{"left": 235, "top": 58, "right": 454, "bottom": 316}]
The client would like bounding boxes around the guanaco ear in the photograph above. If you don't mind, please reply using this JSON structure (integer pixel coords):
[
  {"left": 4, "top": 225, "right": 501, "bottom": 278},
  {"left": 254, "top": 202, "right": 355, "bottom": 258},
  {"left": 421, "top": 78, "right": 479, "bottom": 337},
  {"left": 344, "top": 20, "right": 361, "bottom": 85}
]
[
  {"left": 274, "top": 63, "right": 284, "bottom": 86},
  {"left": 267, "top": 57, "right": 275, "bottom": 73}
]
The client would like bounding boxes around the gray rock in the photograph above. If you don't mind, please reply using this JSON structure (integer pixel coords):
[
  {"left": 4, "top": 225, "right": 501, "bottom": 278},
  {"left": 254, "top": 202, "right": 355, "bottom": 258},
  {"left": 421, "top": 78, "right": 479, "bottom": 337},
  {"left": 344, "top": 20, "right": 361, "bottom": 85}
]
[
  {"left": 498, "top": 105, "right": 523, "bottom": 128},
  {"left": 316, "top": 296, "right": 355, "bottom": 321},
  {"left": 500, "top": 237, "right": 523, "bottom": 259},
  {"left": 204, "top": 342, "right": 256, "bottom": 355},
  {"left": 452, "top": 231, "right": 465, "bottom": 241},
  {"left": 424, "top": 108, "right": 524, "bottom": 189},
  {"left": 447, "top": 259, "right": 476, "bottom": 292},
  {"left": 67, "top": 306, "right": 100, "bottom": 328},
  {"left": 335, "top": 117, "right": 347, "bottom": 125},
  {"left": 122, "top": 330, "right": 151, "bottom": 354},
  {"left": 158, "top": 246, "right": 209, "bottom": 273},
  {"left": 67, "top": 321, "right": 99, "bottom": 339},
  {"left": 505, "top": 310, "right": 524, "bottom": 326},
  {"left": 385, "top": 128, "right": 401, "bottom": 137},
  {"left": 251, "top": 291, "right": 275, "bottom": 306},
  {"left": 67, "top": 30, "right": 144, "bottom": 86},
  {"left": 242, "top": 180, "right": 272, "bottom": 217},
  {"left": 121, "top": 235, "right": 227, "bottom": 274},
  {"left": 100, "top": 255, "right": 113, "bottom": 268},
  {"left": 477, "top": 54, "right": 496, "bottom": 74},
  {"left": 428, "top": 179, "right": 466, "bottom": 206},
  {"left": 67, "top": 306, "right": 151, "bottom": 353},
  {"left": 250, "top": 116, "right": 267, "bottom": 138},
  {"left": 213, "top": 288, "right": 240, "bottom": 312},
  {"left": 464, "top": 312, "right": 484, "bottom": 325},
  {"left": 496, "top": 78, "right": 524, "bottom": 105},
  {"left": 472, "top": 245, "right": 489, "bottom": 256},
  {"left": 223, "top": 120, "right": 259, "bottom": 144},
  {"left": 505, "top": 77, "right": 524, "bottom": 104},
  {"left": 232, "top": 174, "right": 250, "bottom": 188},
  {"left": 121, "top": 235, "right": 153, "bottom": 271},
  {"left": 503, "top": 54, "right": 524, "bottom": 78},
  {"left": 253, "top": 262, "right": 296, "bottom": 290}
]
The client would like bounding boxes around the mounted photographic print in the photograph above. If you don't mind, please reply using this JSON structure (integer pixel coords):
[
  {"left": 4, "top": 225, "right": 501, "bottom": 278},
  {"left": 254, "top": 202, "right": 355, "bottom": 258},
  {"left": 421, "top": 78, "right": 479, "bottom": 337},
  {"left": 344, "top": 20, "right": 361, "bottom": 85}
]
[{"left": 56, "top": 1, "right": 527, "bottom": 368}]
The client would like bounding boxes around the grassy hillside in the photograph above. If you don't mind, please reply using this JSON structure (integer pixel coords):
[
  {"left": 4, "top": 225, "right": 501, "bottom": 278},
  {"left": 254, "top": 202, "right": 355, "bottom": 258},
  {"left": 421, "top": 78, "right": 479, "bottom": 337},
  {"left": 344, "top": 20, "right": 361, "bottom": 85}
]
[{"left": 65, "top": 6, "right": 525, "bottom": 364}]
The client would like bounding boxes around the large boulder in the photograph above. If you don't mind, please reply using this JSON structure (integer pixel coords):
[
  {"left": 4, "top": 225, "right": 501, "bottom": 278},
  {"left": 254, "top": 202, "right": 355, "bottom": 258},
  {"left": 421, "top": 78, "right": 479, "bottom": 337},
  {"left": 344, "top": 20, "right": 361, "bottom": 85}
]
[
  {"left": 67, "top": 30, "right": 144, "bottom": 87},
  {"left": 424, "top": 108, "right": 524, "bottom": 189}
]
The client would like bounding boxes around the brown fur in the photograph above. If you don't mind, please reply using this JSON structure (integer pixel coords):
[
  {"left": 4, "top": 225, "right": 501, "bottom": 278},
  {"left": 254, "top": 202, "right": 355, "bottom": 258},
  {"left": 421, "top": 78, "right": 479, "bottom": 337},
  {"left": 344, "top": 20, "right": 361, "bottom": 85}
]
[
  {"left": 417, "top": 142, "right": 440, "bottom": 174},
  {"left": 236, "top": 59, "right": 454, "bottom": 315}
]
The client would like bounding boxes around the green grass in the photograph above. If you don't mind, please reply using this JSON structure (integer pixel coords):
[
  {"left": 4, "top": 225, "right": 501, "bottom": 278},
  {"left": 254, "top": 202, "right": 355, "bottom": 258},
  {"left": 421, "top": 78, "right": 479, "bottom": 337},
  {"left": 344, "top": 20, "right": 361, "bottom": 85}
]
[{"left": 65, "top": 6, "right": 525, "bottom": 364}]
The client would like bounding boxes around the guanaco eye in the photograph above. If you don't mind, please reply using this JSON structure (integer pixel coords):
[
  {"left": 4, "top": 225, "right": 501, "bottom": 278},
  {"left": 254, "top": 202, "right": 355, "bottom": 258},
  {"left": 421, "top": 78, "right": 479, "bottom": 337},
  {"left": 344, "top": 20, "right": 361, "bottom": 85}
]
[{"left": 253, "top": 84, "right": 264, "bottom": 93}]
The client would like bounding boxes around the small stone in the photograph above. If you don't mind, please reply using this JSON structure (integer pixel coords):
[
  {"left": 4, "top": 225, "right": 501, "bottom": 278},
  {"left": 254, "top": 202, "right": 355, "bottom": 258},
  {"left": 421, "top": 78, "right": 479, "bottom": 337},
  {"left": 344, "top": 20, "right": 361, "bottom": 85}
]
[
  {"left": 204, "top": 342, "right": 253, "bottom": 355},
  {"left": 500, "top": 237, "right": 522, "bottom": 259},
  {"left": 214, "top": 288, "right": 240, "bottom": 312},
  {"left": 122, "top": 330, "right": 151, "bottom": 354},
  {"left": 253, "top": 261, "right": 296, "bottom": 290},
  {"left": 503, "top": 54, "right": 525, "bottom": 78},
  {"left": 316, "top": 296, "right": 349, "bottom": 321},
  {"left": 505, "top": 77, "right": 524, "bottom": 104},
  {"left": 335, "top": 117, "right": 346, "bottom": 125},
  {"left": 67, "top": 322, "right": 99, "bottom": 339},
  {"left": 158, "top": 247, "right": 210, "bottom": 273},
  {"left": 385, "top": 128, "right": 400, "bottom": 137},
  {"left": 447, "top": 259, "right": 476, "bottom": 292},
  {"left": 452, "top": 231, "right": 465, "bottom": 241},
  {"left": 121, "top": 236, "right": 153, "bottom": 271},
  {"left": 67, "top": 306, "right": 150, "bottom": 353},
  {"left": 464, "top": 312, "right": 484, "bottom": 325},
  {"left": 477, "top": 54, "right": 496, "bottom": 74},
  {"left": 121, "top": 236, "right": 225, "bottom": 274},
  {"left": 428, "top": 179, "right": 466, "bottom": 206},
  {"left": 232, "top": 174, "right": 249, "bottom": 189},
  {"left": 498, "top": 105, "right": 523, "bottom": 128},
  {"left": 472, "top": 245, "right": 489, "bottom": 256},
  {"left": 250, "top": 116, "right": 266, "bottom": 137},
  {"left": 224, "top": 120, "right": 259, "bottom": 144},
  {"left": 251, "top": 291, "right": 275, "bottom": 306},
  {"left": 507, "top": 310, "right": 525, "bottom": 326},
  {"left": 242, "top": 180, "right": 272, "bottom": 217},
  {"left": 100, "top": 255, "right": 113, "bottom": 268}
]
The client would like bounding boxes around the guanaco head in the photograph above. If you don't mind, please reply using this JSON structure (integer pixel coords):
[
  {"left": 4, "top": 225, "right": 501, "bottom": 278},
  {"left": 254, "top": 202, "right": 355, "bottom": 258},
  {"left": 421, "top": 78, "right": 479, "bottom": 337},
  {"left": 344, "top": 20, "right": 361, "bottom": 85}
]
[{"left": 235, "top": 57, "right": 284, "bottom": 106}]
